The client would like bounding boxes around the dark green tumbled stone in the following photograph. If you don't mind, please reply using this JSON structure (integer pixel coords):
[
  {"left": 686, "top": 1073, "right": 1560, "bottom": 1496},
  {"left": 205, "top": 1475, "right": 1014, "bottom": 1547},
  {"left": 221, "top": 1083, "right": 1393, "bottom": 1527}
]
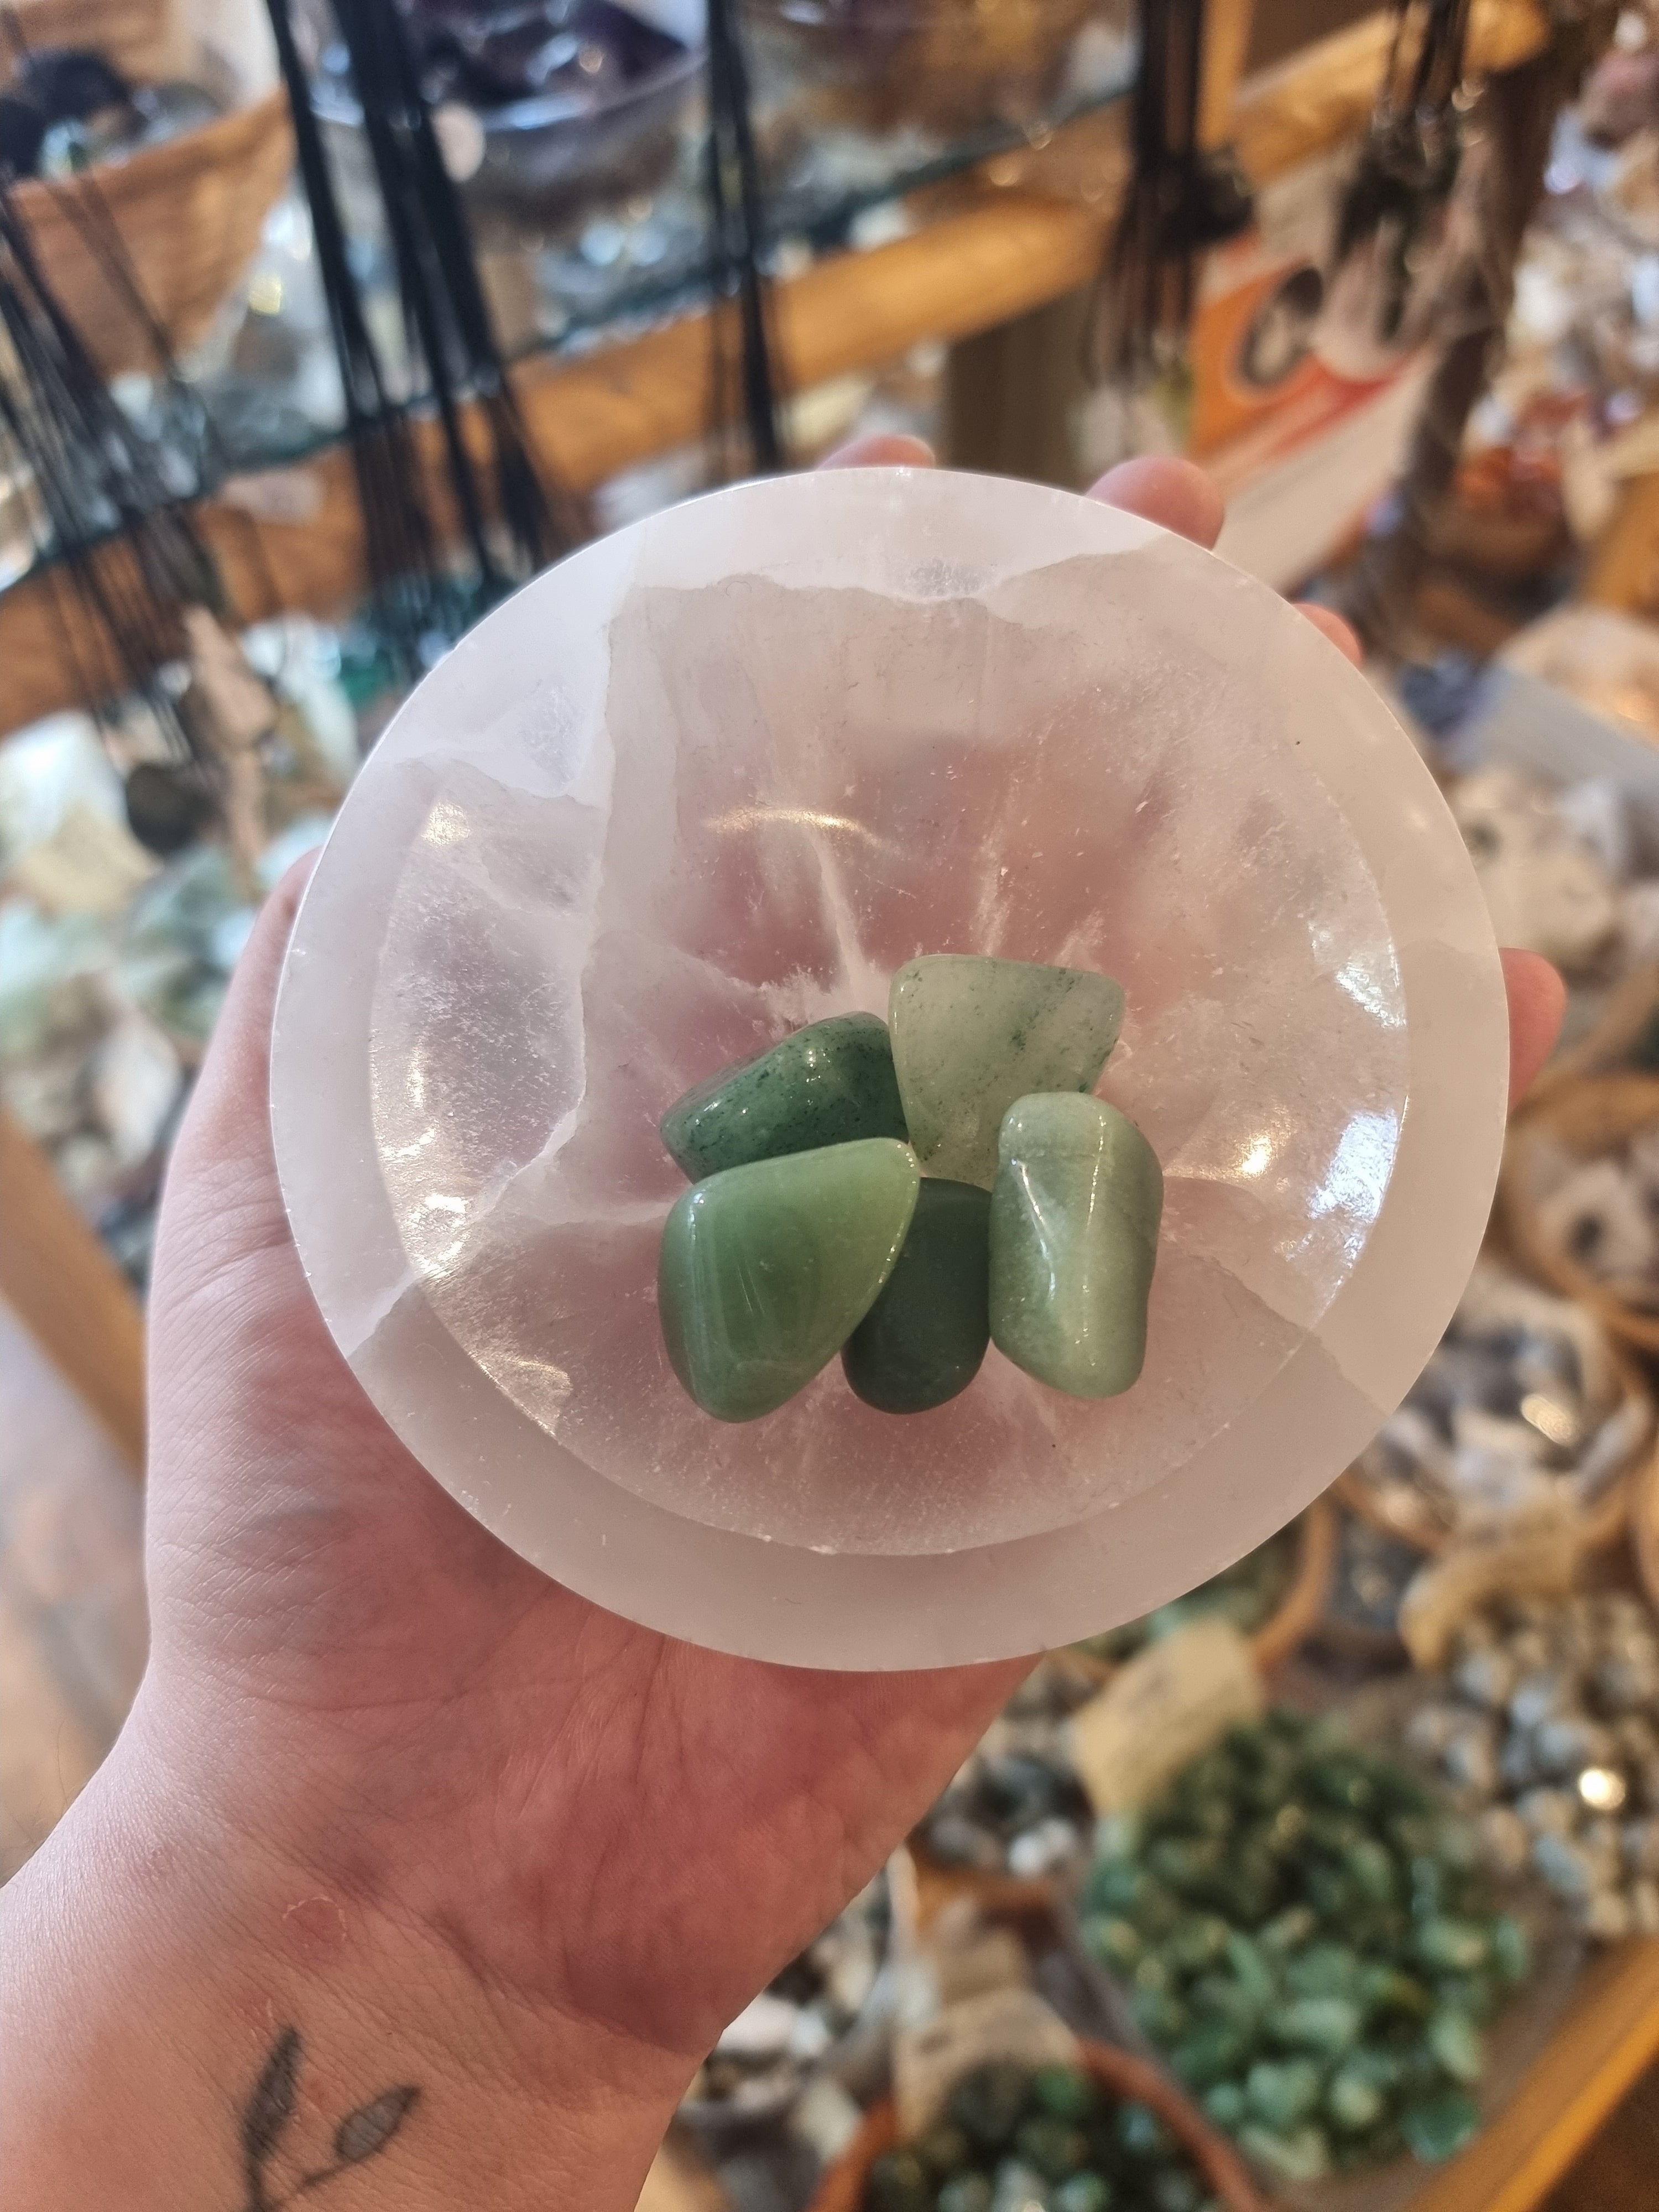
[
  {"left": 1238, "top": 2124, "right": 1331, "bottom": 2183},
  {"left": 660, "top": 1012, "right": 907, "bottom": 1179},
  {"left": 1400, "top": 2090, "right": 1480, "bottom": 2164},
  {"left": 1031, "top": 2067, "right": 1098, "bottom": 2122},
  {"left": 1015, "top": 2117, "right": 1089, "bottom": 2180},
  {"left": 936, "top": 2178, "right": 994, "bottom": 2212},
  {"left": 1426, "top": 2009, "right": 1484, "bottom": 2085},
  {"left": 1051, "top": 2176, "right": 1112, "bottom": 2212},
  {"left": 947, "top": 2063, "right": 1029, "bottom": 2151},
  {"left": 841, "top": 1178, "right": 991, "bottom": 1413},
  {"left": 658, "top": 1140, "right": 919, "bottom": 1421},
  {"left": 866, "top": 2148, "right": 932, "bottom": 2212}
]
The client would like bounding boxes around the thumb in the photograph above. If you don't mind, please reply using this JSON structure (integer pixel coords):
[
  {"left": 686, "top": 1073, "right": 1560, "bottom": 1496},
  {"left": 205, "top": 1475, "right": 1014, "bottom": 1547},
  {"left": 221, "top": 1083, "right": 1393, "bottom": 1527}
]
[{"left": 150, "top": 854, "right": 317, "bottom": 1313}]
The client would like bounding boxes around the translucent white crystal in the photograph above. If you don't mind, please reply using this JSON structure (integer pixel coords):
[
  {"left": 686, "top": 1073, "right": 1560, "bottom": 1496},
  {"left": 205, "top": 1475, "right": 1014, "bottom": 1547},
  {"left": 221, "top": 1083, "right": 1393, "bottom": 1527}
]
[{"left": 272, "top": 469, "right": 1507, "bottom": 1667}]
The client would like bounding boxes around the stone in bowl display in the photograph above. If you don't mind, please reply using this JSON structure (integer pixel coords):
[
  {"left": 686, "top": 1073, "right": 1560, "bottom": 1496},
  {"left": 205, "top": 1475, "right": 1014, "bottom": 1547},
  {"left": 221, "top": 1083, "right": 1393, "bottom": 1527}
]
[{"left": 270, "top": 468, "right": 1506, "bottom": 1667}]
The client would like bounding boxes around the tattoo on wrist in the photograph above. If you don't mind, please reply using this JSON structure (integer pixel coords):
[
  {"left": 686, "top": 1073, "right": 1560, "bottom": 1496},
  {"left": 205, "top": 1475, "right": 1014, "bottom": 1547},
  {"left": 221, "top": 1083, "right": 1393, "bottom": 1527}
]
[{"left": 238, "top": 2026, "right": 420, "bottom": 2210}]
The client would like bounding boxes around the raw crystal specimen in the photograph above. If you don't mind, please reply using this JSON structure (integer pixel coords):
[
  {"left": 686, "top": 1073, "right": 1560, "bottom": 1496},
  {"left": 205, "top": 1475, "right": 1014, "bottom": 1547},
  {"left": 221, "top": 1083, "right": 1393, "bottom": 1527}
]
[
  {"left": 890, "top": 955, "right": 1125, "bottom": 1190},
  {"left": 658, "top": 1138, "right": 919, "bottom": 1420},
  {"left": 659, "top": 1011, "right": 908, "bottom": 1180},
  {"left": 842, "top": 1178, "right": 992, "bottom": 1415},
  {"left": 990, "top": 1094, "right": 1163, "bottom": 1397}
]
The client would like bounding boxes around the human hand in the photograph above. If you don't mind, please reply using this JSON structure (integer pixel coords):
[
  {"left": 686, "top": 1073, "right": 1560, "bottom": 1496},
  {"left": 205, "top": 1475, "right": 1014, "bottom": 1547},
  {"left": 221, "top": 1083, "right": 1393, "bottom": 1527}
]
[{"left": 2, "top": 447, "right": 1564, "bottom": 2212}]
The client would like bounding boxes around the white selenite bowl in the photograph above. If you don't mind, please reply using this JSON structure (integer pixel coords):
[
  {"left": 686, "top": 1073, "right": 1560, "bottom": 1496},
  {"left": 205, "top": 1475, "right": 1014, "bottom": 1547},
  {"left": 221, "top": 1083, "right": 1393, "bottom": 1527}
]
[{"left": 271, "top": 468, "right": 1506, "bottom": 1668}]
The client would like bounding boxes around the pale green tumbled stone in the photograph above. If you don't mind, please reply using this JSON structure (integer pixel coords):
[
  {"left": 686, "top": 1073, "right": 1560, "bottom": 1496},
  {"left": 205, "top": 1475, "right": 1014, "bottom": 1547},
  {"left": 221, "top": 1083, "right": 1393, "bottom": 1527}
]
[
  {"left": 888, "top": 955, "right": 1125, "bottom": 1189},
  {"left": 659, "top": 1138, "right": 920, "bottom": 1421},
  {"left": 989, "top": 1092, "right": 1162, "bottom": 1398}
]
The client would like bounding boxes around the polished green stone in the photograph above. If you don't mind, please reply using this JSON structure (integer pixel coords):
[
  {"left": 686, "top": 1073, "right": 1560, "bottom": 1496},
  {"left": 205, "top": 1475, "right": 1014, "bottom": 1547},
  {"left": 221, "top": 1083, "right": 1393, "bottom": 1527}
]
[
  {"left": 989, "top": 1093, "right": 1162, "bottom": 1397},
  {"left": 1326, "top": 2064, "right": 1387, "bottom": 2133},
  {"left": 1400, "top": 2090, "right": 1480, "bottom": 2164},
  {"left": 659, "top": 1012, "right": 907, "bottom": 1180},
  {"left": 658, "top": 1139, "right": 919, "bottom": 1420},
  {"left": 841, "top": 1178, "right": 990, "bottom": 1413},
  {"left": 1238, "top": 2124, "right": 1332, "bottom": 2183},
  {"left": 1276, "top": 1996, "right": 1361, "bottom": 2055},
  {"left": 1426, "top": 2010, "right": 1484, "bottom": 2085},
  {"left": 889, "top": 954, "right": 1125, "bottom": 1188},
  {"left": 1015, "top": 2117, "right": 1088, "bottom": 2181},
  {"left": 936, "top": 2179, "right": 994, "bottom": 2212},
  {"left": 1245, "top": 2058, "right": 1322, "bottom": 2131},
  {"left": 1050, "top": 2177, "right": 1112, "bottom": 2212},
  {"left": 867, "top": 2149, "right": 932, "bottom": 2212}
]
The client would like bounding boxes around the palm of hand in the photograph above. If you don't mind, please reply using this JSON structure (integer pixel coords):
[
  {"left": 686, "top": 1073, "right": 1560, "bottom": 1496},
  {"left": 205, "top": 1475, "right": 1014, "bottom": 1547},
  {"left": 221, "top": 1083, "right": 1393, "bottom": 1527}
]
[
  {"left": 132, "top": 450, "right": 1563, "bottom": 2086},
  {"left": 141, "top": 868, "right": 1022, "bottom": 2068}
]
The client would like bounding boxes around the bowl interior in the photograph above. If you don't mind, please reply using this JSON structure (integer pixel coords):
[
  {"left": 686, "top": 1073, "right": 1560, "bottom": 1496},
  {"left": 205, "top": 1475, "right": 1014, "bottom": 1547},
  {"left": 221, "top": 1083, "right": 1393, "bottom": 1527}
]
[{"left": 273, "top": 469, "right": 1506, "bottom": 1662}]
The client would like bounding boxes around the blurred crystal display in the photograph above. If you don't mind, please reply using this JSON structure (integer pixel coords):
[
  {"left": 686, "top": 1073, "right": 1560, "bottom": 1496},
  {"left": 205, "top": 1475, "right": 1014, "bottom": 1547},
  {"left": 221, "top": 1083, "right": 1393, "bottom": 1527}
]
[
  {"left": 859, "top": 2060, "right": 1223, "bottom": 2212},
  {"left": 1073, "top": 1523, "right": 1300, "bottom": 1667},
  {"left": 272, "top": 469, "right": 1506, "bottom": 1667},
  {"left": 1079, "top": 1712, "right": 1534, "bottom": 2178},
  {"left": 1526, "top": 1122, "right": 1659, "bottom": 1309},
  {"left": 682, "top": 1875, "right": 890, "bottom": 2130},
  {"left": 744, "top": 0, "right": 1100, "bottom": 137},
  {"left": 310, "top": 0, "right": 703, "bottom": 241},
  {"left": 0, "top": 622, "right": 361, "bottom": 1285},
  {"left": 919, "top": 1696, "right": 1094, "bottom": 1880},
  {"left": 0, "top": 47, "right": 223, "bottom": 181},
  {"left": 1347, "top": 1261, "right": 1652, "bottom": 1545},
  {"left": 1405, "top": 1590, "right": 1659, "bottom": 1941}
]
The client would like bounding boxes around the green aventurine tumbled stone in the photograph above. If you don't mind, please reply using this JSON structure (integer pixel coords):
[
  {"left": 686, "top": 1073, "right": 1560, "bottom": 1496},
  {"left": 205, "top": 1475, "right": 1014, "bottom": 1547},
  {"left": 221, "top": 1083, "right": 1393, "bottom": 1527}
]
[
  {"left": 989, "top": 1093, "right": 1162, "bottom": 1398},
  {"left": 889, "top": 954, "right": 1126, "bottom": 1188},
  {"left": 841, "top": 1179, "right": 991, "bottom": 1413},
  {"left": 1400, "top": 2090, "right": 1480, "bottom": 2164},
  {"left": 659, "top": 1139, "right": 919, "bottom": 1420},
  {"left": 659, "top": 1012, "right": 908, "bottom": 1180}
]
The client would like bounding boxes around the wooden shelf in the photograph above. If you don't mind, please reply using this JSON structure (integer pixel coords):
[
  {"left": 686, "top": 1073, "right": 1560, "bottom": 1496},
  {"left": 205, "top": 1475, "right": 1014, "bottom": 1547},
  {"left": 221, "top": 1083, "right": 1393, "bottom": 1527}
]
[
  {"left": 1411, "top": 1940, "right": 1659, "bottom": 2212},
  {"left": 0, "top": 0, "right": 1552, "bottom": 744},
  {"left": 0, "top": 1110, "right": 145, "bottom": 1472}
]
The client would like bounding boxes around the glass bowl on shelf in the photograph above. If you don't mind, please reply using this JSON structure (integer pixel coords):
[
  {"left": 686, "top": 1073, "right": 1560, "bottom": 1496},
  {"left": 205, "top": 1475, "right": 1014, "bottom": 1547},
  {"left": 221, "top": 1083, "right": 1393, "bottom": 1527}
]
[{"left": 310, "top": 0, "right": 702, "bottom": 246}]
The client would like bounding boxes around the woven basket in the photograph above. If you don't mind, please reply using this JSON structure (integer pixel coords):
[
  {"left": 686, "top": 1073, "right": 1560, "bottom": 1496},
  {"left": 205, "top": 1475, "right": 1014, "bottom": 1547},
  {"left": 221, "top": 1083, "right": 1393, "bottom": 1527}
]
[
  {"left": 745, "top": 0, "right": 1094, "bottom": 137},
  {"left": 807, "top": 2041, "right": 1270, "bottom": 2212},
  {"left": 1635, "top": 1433, "right": 1659, "bottom": 1615},
  {"left": 1528, "top": 963, "right": 1659, "bottom": 1102},
  {"left": 8, "top": 88, "right": 293, "bottom": 379},
  {"left": 1501, "top": 1071, "right": 1659, "bottom": 1357},
  {"left": 1336, "top": 1327, "right": 1649, "bottom": 1560},
  {"left": 1057, "top": 1494, "right": 1340, "bottom": 1693},
  {"left": 0, "top": 0, "right": 192, "bottom": 85},
  {"left": 908, "top": 1502, "right": 1339, "bottom": 1919}
]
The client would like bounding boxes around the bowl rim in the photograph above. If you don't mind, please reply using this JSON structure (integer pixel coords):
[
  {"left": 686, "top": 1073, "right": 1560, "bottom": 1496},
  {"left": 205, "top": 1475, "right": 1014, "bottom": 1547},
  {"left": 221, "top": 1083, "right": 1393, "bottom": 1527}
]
[{"left": 271, "top": 466, "right": 1509, "bottom": 1668}]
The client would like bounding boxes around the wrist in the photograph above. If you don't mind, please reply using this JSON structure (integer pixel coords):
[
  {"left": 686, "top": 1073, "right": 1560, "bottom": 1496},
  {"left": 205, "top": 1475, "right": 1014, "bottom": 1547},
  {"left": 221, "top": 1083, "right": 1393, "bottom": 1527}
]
[{"left": 2, "top": 1698, "right": 692, "bottom": 2212}]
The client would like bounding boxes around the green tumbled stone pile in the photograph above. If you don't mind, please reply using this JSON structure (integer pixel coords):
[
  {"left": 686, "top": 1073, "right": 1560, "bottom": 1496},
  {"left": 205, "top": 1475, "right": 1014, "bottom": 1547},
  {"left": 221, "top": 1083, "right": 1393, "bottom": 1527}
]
[
  {"left": 654, "top": 956, "right": 1163, "bottom": 1422},
  {"left": 1080, "top": 1712, "right": 1531, "bottom": 2183},
  {"left": 863, "top": 2063, "right": 1220, "bottom": 2212}
]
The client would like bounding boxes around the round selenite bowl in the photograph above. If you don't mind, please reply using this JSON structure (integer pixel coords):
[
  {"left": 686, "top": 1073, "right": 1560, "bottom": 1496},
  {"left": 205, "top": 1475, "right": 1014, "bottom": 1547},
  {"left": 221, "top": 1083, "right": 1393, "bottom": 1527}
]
[{"left": 270, "top": 468, "right": 1507, "bottom": 1669}]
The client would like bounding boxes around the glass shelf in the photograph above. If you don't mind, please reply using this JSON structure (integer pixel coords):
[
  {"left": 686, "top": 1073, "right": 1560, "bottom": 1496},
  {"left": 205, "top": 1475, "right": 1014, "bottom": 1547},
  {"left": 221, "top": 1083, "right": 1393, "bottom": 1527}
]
[{"left": 0, "top": 10, "right": 1134, "bottom": 602}]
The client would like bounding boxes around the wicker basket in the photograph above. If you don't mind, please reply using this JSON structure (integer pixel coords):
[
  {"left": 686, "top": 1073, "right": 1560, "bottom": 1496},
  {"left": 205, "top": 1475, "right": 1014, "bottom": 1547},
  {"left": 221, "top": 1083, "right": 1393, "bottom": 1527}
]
[
  {"left": 1336, "top": 1333, "right": 1648, "bottom": 1561},
  {"left": 1058, "top": 1494, "right": 1340, "bottom": 1692},
  {"left": 1501, "top": 1071, "right": 1659, "bottom": 1357},
  {"left": 0, "top": 0, "right": 192, "bottom": 85},
  {"left": 807, "top": 2040, "right": 1270, "bottom": 2212},
  {"left": 745, "top": 0, "right": 1095, "bottom": 137},
  {"left": 1527, "top": 962, "right": 1659, "bottom": 1103},
  {"left": 1635, "top": 1433, "right": 1659, "bottom": 1615},
  {"left": 908, "top": 1503, "right": 1339, "bottom": 1918},
  {"left": 8, "top": 87, "right": 293, "bottom": 379}
]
